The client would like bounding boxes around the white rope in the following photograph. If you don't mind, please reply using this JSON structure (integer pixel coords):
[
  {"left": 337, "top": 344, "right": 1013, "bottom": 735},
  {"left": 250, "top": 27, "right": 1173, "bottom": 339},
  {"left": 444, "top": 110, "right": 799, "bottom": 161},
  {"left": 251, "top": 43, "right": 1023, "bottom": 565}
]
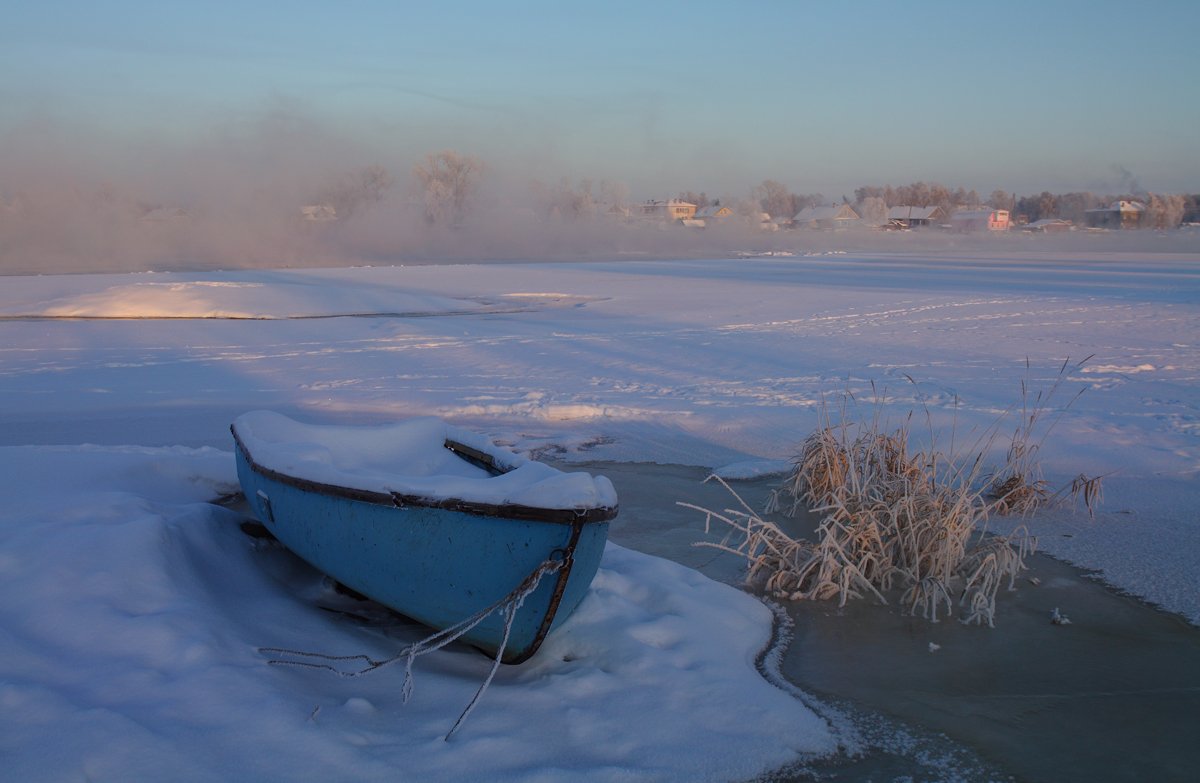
[{"left": 260, "top": 557, "right": 564, "bottom": 739}]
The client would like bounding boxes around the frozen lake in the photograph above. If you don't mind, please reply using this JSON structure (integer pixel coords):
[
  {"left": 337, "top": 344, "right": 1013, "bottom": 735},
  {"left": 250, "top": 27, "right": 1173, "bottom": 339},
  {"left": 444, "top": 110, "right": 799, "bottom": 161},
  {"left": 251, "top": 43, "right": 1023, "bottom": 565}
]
[{"left": 2, "top": 249, "right": 1198, "bottom": 780}]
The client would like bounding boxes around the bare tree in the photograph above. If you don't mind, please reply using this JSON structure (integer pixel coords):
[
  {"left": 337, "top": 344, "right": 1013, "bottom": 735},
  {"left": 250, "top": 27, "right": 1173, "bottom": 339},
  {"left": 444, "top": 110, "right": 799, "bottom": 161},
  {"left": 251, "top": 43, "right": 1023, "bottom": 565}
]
[
  {"left": 855, "top": 185, "right": 884, "bottom": 204},
  {"left": 858, "top": 182, "right": 981, "bottom": 210},
  {"left": 315, "top": 164, "right": 393, "bottom": 220},
  {"left": 1014, "top": 191, "right": 1059, "bottom": 222},
  {"left": 928, "top": 183, "right": 953, "bottom": 215},
  {"left": 1055, "top": 192, "right": 1103, "bottom": 225},
  {"left": 413, "top": 151, "right": 484, "bottom": 227},
  {"left": 598, "top": 180, "right": 630, "bottom": 213}
]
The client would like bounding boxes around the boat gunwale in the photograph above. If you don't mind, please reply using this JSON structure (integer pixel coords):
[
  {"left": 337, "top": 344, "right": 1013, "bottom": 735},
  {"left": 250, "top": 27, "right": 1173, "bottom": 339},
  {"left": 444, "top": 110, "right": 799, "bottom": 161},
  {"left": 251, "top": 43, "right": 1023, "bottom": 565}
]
[{"left": 230, "top": 424, "right": 618, "bottom": 526}]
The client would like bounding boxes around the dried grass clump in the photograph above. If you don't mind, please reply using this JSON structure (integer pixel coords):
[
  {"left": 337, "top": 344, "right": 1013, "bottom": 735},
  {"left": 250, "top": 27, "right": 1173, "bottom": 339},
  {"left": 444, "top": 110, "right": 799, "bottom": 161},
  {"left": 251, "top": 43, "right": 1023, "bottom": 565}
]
[
  {"left": 988, "top": 473, "right": 1049, "bottom": 516},
  {"left": 685, "top": 363, "right": 1105, "bottom": 627},
  {"left": 985, "top": 357, "right": 1092, "bottom": 516}
]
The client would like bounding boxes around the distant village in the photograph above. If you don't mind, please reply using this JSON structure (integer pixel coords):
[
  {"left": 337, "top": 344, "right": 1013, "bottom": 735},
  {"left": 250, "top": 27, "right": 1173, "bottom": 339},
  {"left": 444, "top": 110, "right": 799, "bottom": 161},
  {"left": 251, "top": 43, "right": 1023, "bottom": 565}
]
[
  {"left": 278, "top": 161, "right": 1200, "bottom": 234},
  {"left": 623, "top": 193, "right": 1196, "bottom": 234},
  {"left": 4, "top": 151, "right": 1197, "bottom": 244}
]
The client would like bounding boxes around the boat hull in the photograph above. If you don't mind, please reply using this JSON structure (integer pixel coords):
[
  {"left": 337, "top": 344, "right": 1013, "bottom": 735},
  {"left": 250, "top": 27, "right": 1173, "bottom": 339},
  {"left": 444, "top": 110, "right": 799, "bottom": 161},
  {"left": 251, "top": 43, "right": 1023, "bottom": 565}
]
[{"left": 234, "top": 439, "right": 610, "bottom": 664}]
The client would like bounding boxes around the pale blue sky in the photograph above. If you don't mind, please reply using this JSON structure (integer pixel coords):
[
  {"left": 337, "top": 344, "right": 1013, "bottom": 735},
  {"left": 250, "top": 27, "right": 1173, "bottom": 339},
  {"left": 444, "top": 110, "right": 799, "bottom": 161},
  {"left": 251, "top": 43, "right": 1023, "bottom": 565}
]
[{"left": 2, "top": 0, "right": 1197, "bottom": 198}]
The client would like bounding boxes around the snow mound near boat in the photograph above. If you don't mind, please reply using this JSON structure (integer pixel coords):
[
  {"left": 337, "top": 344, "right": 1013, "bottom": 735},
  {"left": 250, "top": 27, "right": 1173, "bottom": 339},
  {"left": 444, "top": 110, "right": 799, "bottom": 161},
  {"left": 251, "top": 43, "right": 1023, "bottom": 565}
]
[
  {"left": 233, "top": 411, "right": 618, "bottom": 511},
  {"left": 0, "top": 443, "right": 835, "bottom": 782}
]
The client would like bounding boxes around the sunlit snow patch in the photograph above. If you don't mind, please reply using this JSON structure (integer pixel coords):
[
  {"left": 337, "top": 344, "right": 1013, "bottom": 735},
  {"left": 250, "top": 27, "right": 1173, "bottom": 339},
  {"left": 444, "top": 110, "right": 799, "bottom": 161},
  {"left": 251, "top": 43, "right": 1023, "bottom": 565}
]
[{"left": 24, "top": 277, "right": 482, "bottom": 319}]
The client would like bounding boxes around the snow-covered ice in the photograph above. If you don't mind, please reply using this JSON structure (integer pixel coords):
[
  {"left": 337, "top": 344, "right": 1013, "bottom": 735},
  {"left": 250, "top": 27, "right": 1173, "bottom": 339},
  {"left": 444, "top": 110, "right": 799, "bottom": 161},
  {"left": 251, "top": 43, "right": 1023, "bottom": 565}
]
[{"left": 1, "top": 247, "right": 1198, "bottom": 780}]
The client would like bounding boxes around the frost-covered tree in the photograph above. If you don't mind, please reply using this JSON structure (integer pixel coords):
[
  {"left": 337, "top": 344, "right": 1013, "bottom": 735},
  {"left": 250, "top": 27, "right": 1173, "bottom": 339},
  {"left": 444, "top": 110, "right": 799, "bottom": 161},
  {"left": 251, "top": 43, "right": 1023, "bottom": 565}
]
[
  {"left": 789, "top": 192, "right": 825, "bottom": 215},
  {"left": 1143, "top": 193, "right": 1186, "bottom": 229},
  {"left": 598, "top": 180, "right": 630, "bottom": 212},
  {"left": 753, "top": 179, "right": 793, "bottom": 220},
  {"left": 536, "top": 177, "right": 598, "bottom": 220},
  {"left": 413, "top": 150, "right": 484, "bottom": 227},
  {"left": 677, "top": 191, "right": 711, "bottom": 209},
  {"left": 856, "top": 182, "right": 980, "bottom": 211},
  {"left": 857, "top": 195, "right": 888, "bottom": 226}
]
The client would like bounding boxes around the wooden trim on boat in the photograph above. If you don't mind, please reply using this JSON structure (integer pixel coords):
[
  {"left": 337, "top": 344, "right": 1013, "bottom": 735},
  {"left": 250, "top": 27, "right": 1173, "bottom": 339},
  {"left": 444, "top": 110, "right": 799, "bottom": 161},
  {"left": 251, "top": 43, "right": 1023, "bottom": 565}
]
[
  {"left": 230, "top": 425, "right": 618, "bottom": 525},
  {"left": 512, "top": 518, "right": 586, "bottom": 664},
  {"left": 443, "top": 439, "right": 508, "bottom": 476}
]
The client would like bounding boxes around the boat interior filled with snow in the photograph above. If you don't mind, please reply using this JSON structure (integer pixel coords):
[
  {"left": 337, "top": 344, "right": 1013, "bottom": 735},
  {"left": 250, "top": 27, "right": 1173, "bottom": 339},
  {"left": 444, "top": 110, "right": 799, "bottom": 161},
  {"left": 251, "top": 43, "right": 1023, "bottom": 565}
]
[{"left": 231, "top": 411, "right": 618, "bottom": 663}]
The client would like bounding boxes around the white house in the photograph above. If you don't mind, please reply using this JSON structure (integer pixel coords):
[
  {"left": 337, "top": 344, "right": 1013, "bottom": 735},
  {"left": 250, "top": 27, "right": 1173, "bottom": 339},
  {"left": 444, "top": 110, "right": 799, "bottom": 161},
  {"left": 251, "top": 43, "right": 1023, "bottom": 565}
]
[
  {"left": 639, "top": 199, "right": 697, "bottom": 221},
  {"left": 300, "top": 204, "right": 338, "bottom": 222}
]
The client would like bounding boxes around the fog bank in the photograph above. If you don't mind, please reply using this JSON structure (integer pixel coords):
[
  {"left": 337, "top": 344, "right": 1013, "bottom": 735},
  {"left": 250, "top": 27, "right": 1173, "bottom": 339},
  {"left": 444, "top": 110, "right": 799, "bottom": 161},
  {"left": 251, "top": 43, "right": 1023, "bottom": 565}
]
[{"left": 3, "top": 112, "right": 1198, "bottom": 276}]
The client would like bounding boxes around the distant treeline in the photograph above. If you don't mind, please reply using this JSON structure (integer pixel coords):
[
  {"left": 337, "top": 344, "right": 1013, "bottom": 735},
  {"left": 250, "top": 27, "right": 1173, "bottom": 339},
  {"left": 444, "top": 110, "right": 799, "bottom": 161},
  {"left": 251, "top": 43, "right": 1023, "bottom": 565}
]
[
  {"left": 853, "top": 183, "right": 1197, "bottom": 227},
  {"left": 1007, "top": 191, "right": 1198, "bottom": 228}
]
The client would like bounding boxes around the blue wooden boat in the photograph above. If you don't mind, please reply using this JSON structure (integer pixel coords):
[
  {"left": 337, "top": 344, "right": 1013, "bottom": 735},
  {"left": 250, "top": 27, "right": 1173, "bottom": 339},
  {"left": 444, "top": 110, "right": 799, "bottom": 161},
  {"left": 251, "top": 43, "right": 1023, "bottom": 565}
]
[{"left": 232, "top": 411, "right": 617, "bottom": 664}]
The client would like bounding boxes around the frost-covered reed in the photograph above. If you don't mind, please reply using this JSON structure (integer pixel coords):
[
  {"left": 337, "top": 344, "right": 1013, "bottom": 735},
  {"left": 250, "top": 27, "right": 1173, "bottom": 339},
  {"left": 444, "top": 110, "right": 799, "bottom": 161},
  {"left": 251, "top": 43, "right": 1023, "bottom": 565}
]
[{"left": 684, "top": 364, "right": 1102, "bottom": 627}]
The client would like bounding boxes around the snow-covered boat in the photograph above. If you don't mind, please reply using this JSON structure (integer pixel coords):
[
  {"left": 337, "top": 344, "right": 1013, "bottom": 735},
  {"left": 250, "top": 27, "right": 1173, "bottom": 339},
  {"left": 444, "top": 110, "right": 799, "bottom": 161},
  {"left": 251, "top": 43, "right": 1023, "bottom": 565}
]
[{"left": 231, "top": 411, "right": 617, "bottom": 663}]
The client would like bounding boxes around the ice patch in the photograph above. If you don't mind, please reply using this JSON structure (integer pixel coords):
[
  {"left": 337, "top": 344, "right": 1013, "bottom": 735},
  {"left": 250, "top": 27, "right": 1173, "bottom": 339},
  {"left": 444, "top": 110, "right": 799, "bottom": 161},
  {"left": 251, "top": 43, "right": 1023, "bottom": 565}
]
[
  {"left": 1081, "top": 364, "right": 1156, "bottom": 374},
  {"left": 712, "top": 458, "right": 793, "bottom": 480}
]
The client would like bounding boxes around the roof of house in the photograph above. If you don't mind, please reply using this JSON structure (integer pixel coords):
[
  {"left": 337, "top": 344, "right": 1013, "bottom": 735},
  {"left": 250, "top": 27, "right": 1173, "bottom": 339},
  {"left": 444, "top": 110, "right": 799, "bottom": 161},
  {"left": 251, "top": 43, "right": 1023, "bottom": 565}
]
[
  {"left": 794, "top": 204, "right": 860, "bottom": 222},
  {"left": 696, "top": 205, "right": 732, "bottom": 218},
  {"left": 950, "top": 209, "right": 1005, "bottom": 221},
  {"left": 887, "top": 205, "right": 942, "bottom": 221},
  {"left": 642, "top": 199, "right": 697, "bottom": 208}
]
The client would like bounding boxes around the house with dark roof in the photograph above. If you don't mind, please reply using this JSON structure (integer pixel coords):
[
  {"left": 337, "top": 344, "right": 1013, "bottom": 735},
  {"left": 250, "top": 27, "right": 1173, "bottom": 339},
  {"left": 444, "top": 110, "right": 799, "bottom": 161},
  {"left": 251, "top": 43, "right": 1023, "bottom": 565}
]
[
  {"left": 886, "top": 205, "right": 944, "bottom": 228},
  {"left": 793, "top": 204, "right": 860, "bottom": 230},
  {"left": 1085, "top": 200, "right": 1145, "bottom": 229}
]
